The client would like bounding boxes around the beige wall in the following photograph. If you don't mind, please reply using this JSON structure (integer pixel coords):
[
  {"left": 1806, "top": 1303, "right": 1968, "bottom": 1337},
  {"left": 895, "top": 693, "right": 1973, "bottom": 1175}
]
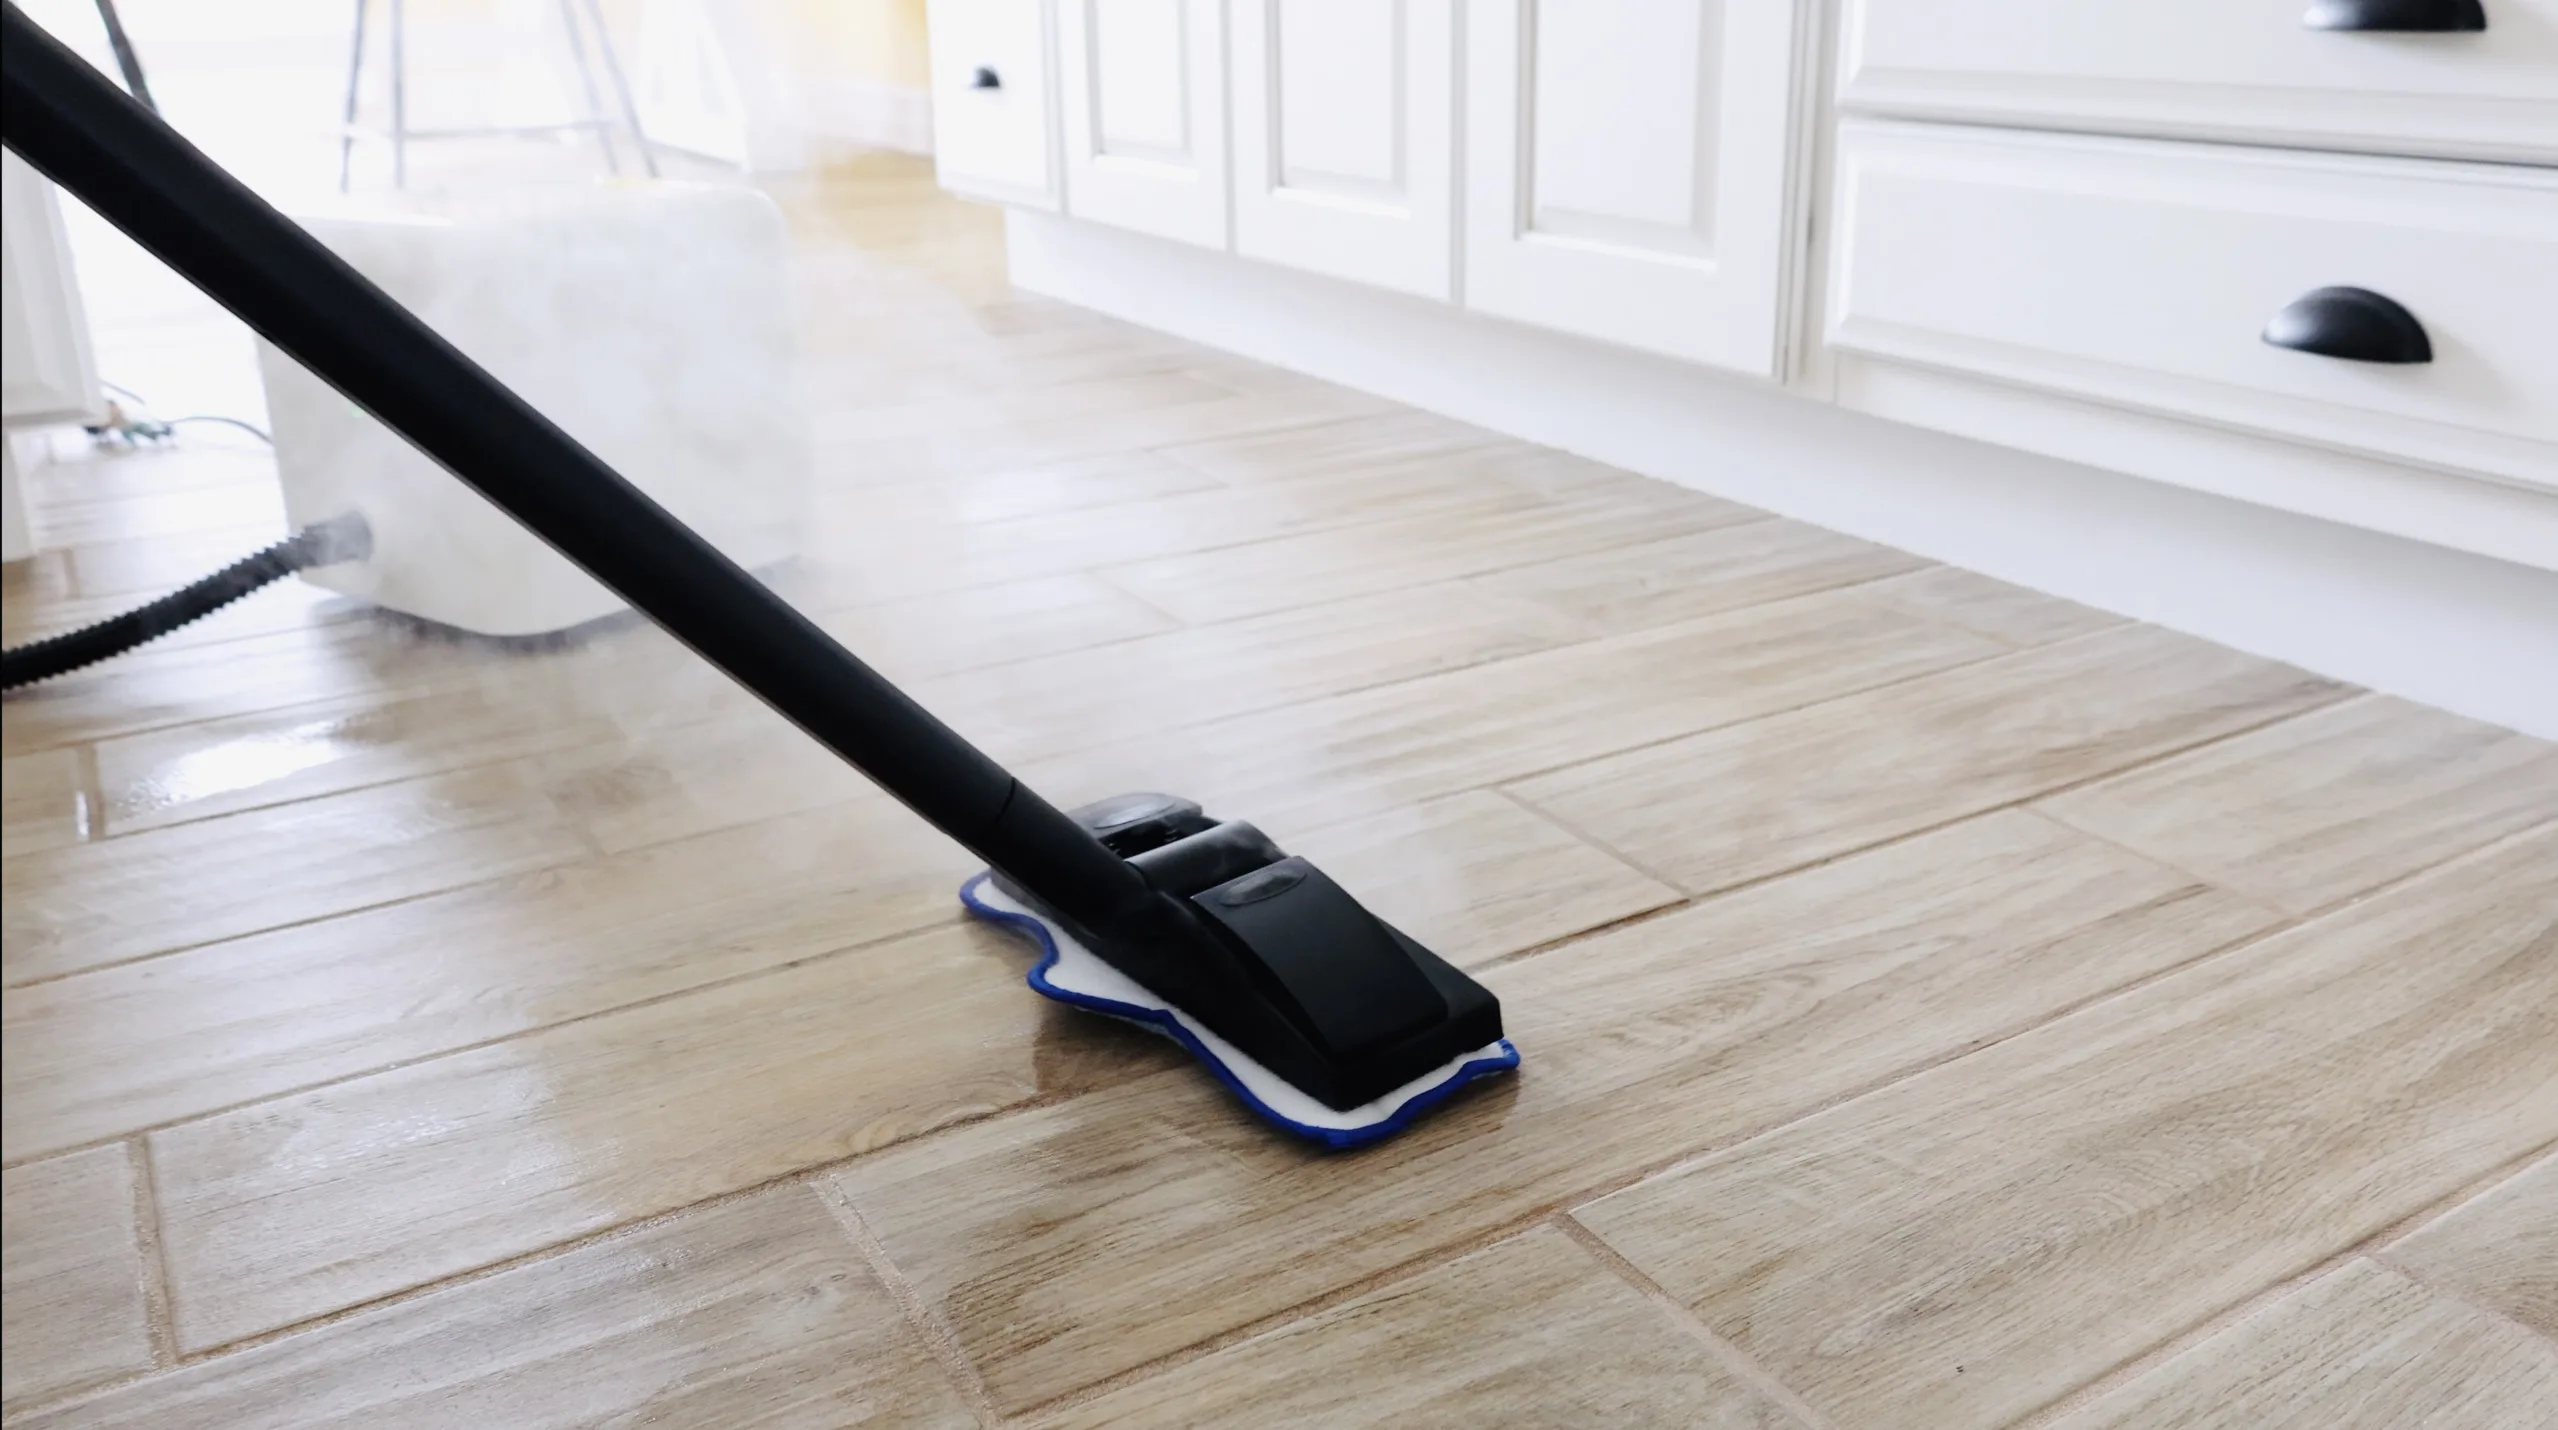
[{"left": 785, "top": 0, "right": 930, "bottom": 91}]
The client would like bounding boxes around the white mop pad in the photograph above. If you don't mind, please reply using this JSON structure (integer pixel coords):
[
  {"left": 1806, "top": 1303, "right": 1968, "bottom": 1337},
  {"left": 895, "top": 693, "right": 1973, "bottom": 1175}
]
[{"left": 962, "top": 874, "right": 1518, "bottom": 1149}]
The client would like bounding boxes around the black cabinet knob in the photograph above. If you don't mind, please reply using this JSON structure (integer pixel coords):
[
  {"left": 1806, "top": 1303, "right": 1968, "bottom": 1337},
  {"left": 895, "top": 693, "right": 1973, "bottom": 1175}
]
[
  {"left": 2262, "top": 287, "right": 2433, "bottom": 364},
  {"left": 2302, "top": 0, "right": 2487, "bottom": 31},
  {"left": 971, "top": 66, "right": 1002, "bottom": 90}
]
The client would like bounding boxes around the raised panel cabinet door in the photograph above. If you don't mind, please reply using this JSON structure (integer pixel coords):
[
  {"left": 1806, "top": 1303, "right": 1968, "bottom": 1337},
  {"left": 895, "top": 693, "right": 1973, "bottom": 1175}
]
[
  {"left": 1838, "top": 0, "right": 2558, "bottom": 166},
  {"left": 1464, "top": 0, "right": 1808, "bottom": 377},
  {"left": 1057, "top": 0, "right": 1230, "bottom": 248},
  {"left": 926, "top": 0, "right": 1060, "bottom": 209},
  {"left": 1231, "top": 0, "right": 1456, "bottom": 299}
]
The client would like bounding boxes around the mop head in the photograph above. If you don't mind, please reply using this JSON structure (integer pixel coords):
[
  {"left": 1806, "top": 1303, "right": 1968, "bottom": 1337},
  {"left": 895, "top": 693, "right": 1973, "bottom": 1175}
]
[{"left": 962, "top": 874, "right": 1519, "bottom": 1149}]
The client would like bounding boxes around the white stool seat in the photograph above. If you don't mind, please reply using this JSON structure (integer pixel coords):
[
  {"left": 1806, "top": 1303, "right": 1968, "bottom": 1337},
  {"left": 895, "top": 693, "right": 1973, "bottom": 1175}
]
[{"left": 256, "top": 181, "right": 808, "bottom": 636}]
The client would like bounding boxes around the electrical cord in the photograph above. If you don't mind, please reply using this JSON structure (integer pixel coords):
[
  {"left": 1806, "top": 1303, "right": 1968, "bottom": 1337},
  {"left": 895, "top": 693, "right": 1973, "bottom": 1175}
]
[
  {"left": 84, "top": 382, "right": 273, "bottom": 446},
  {"left": 1, "top": 512, "right": 370, "bottom": 690}
]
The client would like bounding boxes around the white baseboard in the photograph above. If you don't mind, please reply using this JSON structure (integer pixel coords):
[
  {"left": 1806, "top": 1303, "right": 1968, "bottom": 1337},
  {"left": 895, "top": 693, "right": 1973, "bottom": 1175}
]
[
  {"left": 802, "top": 80, "right": 934, "bottom": 159},
  {"left": 1008, "top": 209, "right": 2558, "bottom": 739}
]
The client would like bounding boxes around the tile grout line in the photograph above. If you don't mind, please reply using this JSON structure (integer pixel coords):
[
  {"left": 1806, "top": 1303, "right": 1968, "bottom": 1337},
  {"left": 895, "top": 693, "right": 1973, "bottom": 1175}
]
[
  {"left": 806, "top": 1176, "right": 1004, "bottom": 1430},
  {"left": 2008, "top": 807, "right": 2289, "bottom": 921},
  {"left": 0, "top": 903, "right": 982, "bottom": 1171},
  {"left": 126, "top": 1138, "right": 178, "bottom": 1370},
  {"left": 1486, "top": 628, "right": 2360, "bottom": 821},
  {"left": 2370, "top": 1251, "right": 2558, "bottom": 1351},
  {"left": 991, "top": 900, "right": 2306, "bottom": 1422},
  {"left": 1554, "top": 677, "right": 2367, "bottom": 908},
  {"left": 1551, "top": 1213, "right": 1844, "bottom": 1430},
  {"left": 111, "top": 1076, "right": 1145, "bottom": 1375},
  {"left": 28, "top": 516, "right": 1831, "bottom": 856},
  {"left": 2008, "top": 1134, "right": 2558, "bottom": 1429},
  {"left": 1, "top": 829, "right": 606, "bottom": 995},
  {"left": 1482, "top": 783, "right": 1691, "bottom": 897},
  {"left": 1538, "top": 899, "right": 2318, "bottom": 1231},
  {"left": 1477, "top": 751, "right": 2315, "bottom": 982}
]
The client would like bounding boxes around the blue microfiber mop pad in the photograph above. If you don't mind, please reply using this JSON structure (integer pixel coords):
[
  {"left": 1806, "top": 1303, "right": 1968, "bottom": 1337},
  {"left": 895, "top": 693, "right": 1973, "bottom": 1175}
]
[{"left": 961, "top": 873, "right": 1519, "bottom": 1149}]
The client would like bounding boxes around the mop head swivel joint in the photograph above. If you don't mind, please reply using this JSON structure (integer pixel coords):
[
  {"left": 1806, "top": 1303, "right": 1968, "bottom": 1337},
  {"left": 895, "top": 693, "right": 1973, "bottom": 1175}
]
[{"left": 964, "top": 793, "right": 1517, "bottom": 1148}]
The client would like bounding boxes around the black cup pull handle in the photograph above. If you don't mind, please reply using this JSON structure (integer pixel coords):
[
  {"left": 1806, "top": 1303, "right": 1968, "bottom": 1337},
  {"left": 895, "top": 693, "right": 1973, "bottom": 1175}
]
[
  {"left": 972, "top": 65, "right": 1002, "bottom": 90},
  {"left": 2302, "top": 0, "right": 2487, "bottom": 31},
  {"left": 2262, "top": 287, "right": 2434, "bottom": 364}
]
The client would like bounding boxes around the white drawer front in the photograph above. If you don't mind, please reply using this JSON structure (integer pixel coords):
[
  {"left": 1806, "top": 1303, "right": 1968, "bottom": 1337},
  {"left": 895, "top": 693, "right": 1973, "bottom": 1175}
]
[
  {"left": 1839, "top": 0, "right": 2558, "bottom": 164},
  {"left": 928, "top": 0, "right": 1057, "bottom": 207},
  {"left": 1827, "top": 122, "right": 2558, "bottom": 492}
]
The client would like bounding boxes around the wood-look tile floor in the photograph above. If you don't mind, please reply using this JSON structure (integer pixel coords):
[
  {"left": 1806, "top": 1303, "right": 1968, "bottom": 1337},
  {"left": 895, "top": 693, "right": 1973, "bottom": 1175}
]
[{"left": 4, "top": 155, "right": 2554, "bottom": 1428}]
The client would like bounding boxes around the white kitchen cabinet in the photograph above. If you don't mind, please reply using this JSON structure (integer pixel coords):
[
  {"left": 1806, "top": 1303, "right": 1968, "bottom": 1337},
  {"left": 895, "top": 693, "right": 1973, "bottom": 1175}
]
[
  {"left": 1462, "top": 0, "right": 1809, "bottom": 376},
  {"left": 1056, "top": 0, "right": 1229, "bottom": 248},
  {"left": 1230, "top": 0, "right": 1456, "bottom": 299},
  {"left": 1838, "top": 0, "right": 2558, "bottom": 166},
  {"left": 1828, "top": 121, "right": 2558, "bottom": 491},
  {"left": 926, "top": 0, "right": 1059, "bottom": 208}
]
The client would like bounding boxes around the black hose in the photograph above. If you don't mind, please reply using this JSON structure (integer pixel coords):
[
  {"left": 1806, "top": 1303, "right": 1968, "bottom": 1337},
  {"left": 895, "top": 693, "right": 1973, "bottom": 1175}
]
[{"left": 1, "top": 513, "right": 369, "bottom": 691}]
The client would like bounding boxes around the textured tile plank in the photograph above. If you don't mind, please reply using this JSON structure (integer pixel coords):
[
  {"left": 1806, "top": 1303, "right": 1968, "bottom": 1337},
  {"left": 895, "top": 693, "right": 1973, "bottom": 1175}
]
[
  {"left": 813, "top": 573, "right": 1181, "bottom": 683},
  {"left": 1574, "top": 828, "right": 2558, "bottom": 1430},
  {"left": 1154, "top": 409, "right": 1504, "bottom": 484},
  {"left": 0, "top": 624, "right": 421, "bottom": 755},
  {"left": 1016, "top": 588, "right": 2008, "bottom": 837},
  {"left": 832, "top": 368, "right": 1243, "bottom": 444},
  {"left": 18, "top": 1186, "right": 973, "bottom": 1430},
  {"left": 1102, "top": 497, "right": 1760, "bottom": 626},
  {"left": 810, "top": 383, "right": 1395, "bottom": 490},
  {"left": 2381, "top": 1154, "right": 2558, "bottom": 1336},
  {"left": 2045, "top": 1259, "right": 2558, "bottom": 1430},
  {"left": 1859, "top": 564, "right": 2127, "bottom": 648},
  {"left": 2040, "top": 694, "right": 2558, "bottom": 915},
  {"left": 1282, "top": 790, "right": 1682, "bottom": 968},
  {"left": 918, "top": 580, "right": 1598, "bottom": 766},
  {"left": 2, "top": 1147, "right": 155, "bottom": 1410},
  {"left": 831, "top": 813, "right": 2274, "bottom": 1413},
  {"left": 87, "top": 684, "right": 638, "bottom": 837},
  {"left": 3, "top": 746, "right": 92, "bottom": 855},
  {"left": 3, "top": 764, "right": 593, "bottom": 985},
  {"left": 1045, "top": 1228, "right": 1803, "bottom": 1430},
  {"left": 828, "top": 447, "right": 1672, "bottom": 604},
  {"left": 2, "top": 790, "right": 972, "bottom": 1162},
  {"left": 817, "top": 449, "right": 1223, "bottom": 529},
  {"left": 1466, "top": 519, "right": 1926, "bottom": 632},
  {"left": 148, "top": 917, "right": 1183, "bottom": 1350},
  {"left": 1510, "top": 624, "right": 2347, "bottom": 897}
]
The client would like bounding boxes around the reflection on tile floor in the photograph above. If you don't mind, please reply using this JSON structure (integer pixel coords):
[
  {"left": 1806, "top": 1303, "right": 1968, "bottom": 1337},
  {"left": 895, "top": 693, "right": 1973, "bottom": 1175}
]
[{"left": 3, "top": 88, "right": 2554, "bottom": 1430}]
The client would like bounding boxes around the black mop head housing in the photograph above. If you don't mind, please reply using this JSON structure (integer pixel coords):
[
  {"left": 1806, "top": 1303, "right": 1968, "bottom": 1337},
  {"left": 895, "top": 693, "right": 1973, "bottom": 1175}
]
[{"left": 984, "top": 794, "right": 1509, "bottom": 1126}]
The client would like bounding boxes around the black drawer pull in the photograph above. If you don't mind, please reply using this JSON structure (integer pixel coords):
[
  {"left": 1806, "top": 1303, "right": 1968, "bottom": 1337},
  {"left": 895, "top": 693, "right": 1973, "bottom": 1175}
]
[
  {"left": 2262, "top": 287, "right": 2433, "bottom": 364},
  {"left": 972, "top": 66, "right": 1002, "bottom": 90},
  {"left": 2302, "top": 0, "right": 2487, "bottom": 31}
]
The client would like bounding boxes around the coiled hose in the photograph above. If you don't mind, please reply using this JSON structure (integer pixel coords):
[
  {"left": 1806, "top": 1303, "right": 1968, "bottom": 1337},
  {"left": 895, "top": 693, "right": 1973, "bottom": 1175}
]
[{"left": 1, "top": 512, "right": 370, "bottom": 691}]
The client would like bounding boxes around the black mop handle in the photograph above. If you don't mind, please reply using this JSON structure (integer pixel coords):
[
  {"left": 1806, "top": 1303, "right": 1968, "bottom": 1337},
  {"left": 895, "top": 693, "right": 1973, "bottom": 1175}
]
[{"left": 0, "top": 3, "right": 1152, "bottom": 930}]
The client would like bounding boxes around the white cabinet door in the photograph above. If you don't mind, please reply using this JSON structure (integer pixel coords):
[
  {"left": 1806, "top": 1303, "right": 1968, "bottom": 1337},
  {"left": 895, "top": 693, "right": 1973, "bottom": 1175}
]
[
  {"left": 1464, "top": 0, "right": 1807, "bottom": 376},
  {"left": 1230, "top": 0, "right": 1455, "bottom": 299},
  {"left": 926, "top": 0, "right": 1060, "bottom": 209},
  {"left": 1056, "top": 0, "right": 1229, "bottom": 248}
]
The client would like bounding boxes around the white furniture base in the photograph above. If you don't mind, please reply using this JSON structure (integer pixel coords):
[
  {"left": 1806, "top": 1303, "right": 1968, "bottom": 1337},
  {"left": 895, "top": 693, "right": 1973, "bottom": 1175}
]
[
  {"left": 257, "top": 181, "right": 808, "bottom": 636},
  {"left": 1009, "top": 208, "right": 2558, "bottom": 739}
]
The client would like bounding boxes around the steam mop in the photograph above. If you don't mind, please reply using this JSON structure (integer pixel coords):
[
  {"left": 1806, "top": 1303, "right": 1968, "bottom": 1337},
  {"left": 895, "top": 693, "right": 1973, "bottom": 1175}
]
[{"left": 0, "top": 5, "right": 1515, "bottom": 1148}]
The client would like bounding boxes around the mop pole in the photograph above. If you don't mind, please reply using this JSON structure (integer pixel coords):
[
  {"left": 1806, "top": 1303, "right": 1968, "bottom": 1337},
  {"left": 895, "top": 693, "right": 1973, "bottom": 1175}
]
[{"left": 0, "top": 3, "right": 1152, "bottom": 933}]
